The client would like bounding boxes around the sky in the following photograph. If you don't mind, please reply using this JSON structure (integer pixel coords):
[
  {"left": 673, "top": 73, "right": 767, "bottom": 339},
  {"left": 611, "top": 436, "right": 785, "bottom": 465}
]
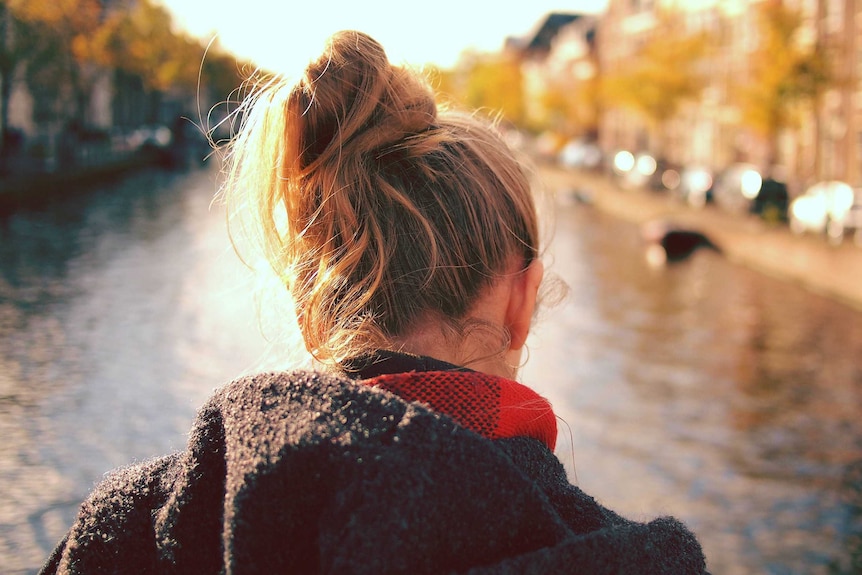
[{"left": 156, "top": 1, "right": 609, "bottom": 74}]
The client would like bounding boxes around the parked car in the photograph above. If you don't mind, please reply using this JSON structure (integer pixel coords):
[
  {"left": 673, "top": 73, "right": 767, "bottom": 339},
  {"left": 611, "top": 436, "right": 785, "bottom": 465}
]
[
  {"left": 752, "top": 176, "right": 789, "bottom": 221},
  {"left": 846, "top": 191, "right": 862, "bottom": 246},
  {"left": 712, "top": 164, "right": 789, "bottom": 220},
  {"left": 614, "top": 151, "right": 680, "bottom": 192},
  {"left": 611, "top": 149, "right": 635, "bottom": 176},
  {"left": 622, "top": 152, "right": 657, "bottom": 189},
  {"left": 712, "top": 163, "right": 762, "bottom": 214},
  {"left": 790, "top": 180, "right": 860, "bottom": 244},
  {"left": 558, "top": 139, "right": 602, "bottom": 170},
  {"left": 676, "top": 165, "right": 714, "bottom": 208}
]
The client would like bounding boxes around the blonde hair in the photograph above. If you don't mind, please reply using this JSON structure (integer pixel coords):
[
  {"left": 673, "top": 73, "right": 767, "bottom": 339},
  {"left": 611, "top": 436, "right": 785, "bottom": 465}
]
[{"left": 223, "top": 30, "right": 540, "bottom": 366}]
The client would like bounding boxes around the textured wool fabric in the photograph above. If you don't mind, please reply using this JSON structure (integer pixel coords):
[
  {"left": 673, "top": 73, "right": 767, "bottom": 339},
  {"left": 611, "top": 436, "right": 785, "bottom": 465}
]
[{"left": 40, "top": 368, "right": 709, "bottom": 575}]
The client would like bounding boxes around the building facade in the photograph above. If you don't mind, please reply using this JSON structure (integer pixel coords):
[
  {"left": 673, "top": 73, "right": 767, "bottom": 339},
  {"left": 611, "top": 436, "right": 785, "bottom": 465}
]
[{"left": 525, "top": 0, "right": 861, "bottom": 192}]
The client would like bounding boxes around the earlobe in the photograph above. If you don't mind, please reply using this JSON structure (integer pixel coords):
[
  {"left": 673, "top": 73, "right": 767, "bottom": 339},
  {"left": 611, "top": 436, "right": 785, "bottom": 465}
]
[{"left": 506, "top": 259, "right": 544, "bottom": 352}]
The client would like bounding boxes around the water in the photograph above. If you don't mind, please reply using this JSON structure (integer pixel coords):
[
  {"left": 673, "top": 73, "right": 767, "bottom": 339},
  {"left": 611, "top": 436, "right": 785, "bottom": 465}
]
[{"left": 1, "top": 166, "right": 860, "bottom": 574}]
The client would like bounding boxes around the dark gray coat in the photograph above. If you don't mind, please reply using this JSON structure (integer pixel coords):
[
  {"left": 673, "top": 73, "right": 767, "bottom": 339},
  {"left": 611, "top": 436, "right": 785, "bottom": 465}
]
[{"left": 41, "top": 369, "right": 708, "bottom": 574}]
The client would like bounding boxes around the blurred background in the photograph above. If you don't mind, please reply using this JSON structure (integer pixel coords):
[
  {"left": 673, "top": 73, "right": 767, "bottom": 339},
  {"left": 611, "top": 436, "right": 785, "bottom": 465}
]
[{"left": 1, "top": 0, "right": 862, "bottom": 573}]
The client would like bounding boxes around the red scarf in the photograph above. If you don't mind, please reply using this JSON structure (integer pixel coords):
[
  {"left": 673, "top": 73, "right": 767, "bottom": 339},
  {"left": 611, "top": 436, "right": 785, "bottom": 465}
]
[{"left": 362, "top": 371, "right": 557, "bottom": 451}]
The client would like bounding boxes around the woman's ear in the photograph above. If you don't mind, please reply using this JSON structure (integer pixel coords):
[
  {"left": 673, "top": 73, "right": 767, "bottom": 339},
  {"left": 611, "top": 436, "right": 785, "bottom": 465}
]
[{"left": 505, "top": 259, "right": 544, "bottom": 351}]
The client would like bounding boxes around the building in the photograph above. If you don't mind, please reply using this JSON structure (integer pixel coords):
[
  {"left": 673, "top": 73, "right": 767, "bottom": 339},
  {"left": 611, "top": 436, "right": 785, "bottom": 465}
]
[
  {"left": 512, "top": 12, "right": 599, "bottom": 147},
  {"left": 514, "top": 1, "right": 861, "bottom": 192},
  {"left": 1, "top": 0, "right": 220, "bottom": 175}
]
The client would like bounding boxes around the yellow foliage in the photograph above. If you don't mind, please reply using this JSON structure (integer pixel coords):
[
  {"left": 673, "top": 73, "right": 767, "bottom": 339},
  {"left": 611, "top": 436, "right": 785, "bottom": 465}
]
[
  {"left": 735, "top": 0, "right": 829, "bottom": 139},
  {"left": 601, "top": 9, "right": 710, "bottom": 126},
  {"left": 9, "top": 0, "right": 116, "bottom": 69},
  {"left": 7, "top": 0, "right": 209, "bottom": 90},
  {"left": 96, "top": 0, "right": 204, "bottom": 91},
  {"left": 10, "top": 0, "right": 102, "bottom": 34},
  {"left": 422, "top": 65, "right": 460, "bottom": 108},
  {"left": 460, "top": 52, "right": 525, "bottom": 125},
  {"left": 541, "top": 69, "right": 600, "bottom": 138}
]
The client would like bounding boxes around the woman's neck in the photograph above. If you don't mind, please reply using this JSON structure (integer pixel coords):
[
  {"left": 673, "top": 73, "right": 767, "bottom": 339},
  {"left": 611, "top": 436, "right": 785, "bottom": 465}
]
[{"left": 397, "top": 321, "right": 517, "bottom": 380}]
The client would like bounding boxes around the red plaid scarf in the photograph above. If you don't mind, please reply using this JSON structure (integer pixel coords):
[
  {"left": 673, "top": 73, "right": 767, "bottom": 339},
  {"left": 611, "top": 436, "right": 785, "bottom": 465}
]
[{"left": 362, "top": 370, "right": 557, "bottom": 451}]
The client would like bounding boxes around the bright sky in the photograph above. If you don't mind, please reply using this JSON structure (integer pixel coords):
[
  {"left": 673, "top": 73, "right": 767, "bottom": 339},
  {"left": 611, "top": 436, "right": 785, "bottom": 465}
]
[{"left": 157, "top": 1, "right": 608, "bottom": 73}]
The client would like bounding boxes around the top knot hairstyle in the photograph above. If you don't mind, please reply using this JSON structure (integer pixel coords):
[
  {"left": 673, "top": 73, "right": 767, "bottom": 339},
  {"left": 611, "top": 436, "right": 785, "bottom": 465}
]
[{"left": 225, "top": 31, "right": 540, "bottom": 365}]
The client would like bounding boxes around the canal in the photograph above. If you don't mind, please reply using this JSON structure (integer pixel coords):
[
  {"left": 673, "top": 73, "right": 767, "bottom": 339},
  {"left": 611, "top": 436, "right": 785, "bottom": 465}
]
[{"left": 1, "top": 165, "right": 861, "bottom": 574}]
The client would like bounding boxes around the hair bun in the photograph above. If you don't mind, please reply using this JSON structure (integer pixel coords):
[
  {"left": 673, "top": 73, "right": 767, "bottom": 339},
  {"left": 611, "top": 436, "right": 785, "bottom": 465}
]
[
  {"left": 293, "top": 30, "right": 437, "bottom": 169},
  {"left": 225, "top": 30, "right": 541, "bottom": 366}
]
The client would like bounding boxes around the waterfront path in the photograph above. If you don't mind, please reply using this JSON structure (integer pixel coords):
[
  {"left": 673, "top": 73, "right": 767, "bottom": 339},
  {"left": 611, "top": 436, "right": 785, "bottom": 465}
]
[{"left": 539, "top": 165, "right": 862, "bottom": 313}]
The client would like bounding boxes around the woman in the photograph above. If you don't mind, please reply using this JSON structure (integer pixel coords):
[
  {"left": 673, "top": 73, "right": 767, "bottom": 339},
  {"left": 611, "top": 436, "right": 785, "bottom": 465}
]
[{"left": 41, "top": 31, "right": 708, "bottom": 574}]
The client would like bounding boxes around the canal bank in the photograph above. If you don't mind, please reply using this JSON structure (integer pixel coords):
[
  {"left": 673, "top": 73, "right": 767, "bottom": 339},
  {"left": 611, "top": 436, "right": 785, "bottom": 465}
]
[
  {"left": 0, "top": 144, "right": 201, "bottom": 215},
  {"left": 539, "top": 164, "right": 862, "bottom": 313}
]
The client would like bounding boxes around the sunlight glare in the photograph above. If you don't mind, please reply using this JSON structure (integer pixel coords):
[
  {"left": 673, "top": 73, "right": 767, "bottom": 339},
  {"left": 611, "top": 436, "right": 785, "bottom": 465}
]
[{"left": 156, "top": 0, "right": 608, "bottom": 73}]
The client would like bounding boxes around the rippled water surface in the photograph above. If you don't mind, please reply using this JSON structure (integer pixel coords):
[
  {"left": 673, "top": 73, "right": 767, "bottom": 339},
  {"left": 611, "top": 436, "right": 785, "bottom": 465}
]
[{"left": 1, "top": 167, "right": 861, "bottom": 574}]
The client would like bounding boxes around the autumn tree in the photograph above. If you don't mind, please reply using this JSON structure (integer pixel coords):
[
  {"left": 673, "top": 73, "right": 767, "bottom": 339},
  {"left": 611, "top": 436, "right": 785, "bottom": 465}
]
[
  {"left": 1, "top": 1, "right": 69, "bottom": 159},
  {"left": 102, "top": 0, "right": 202, "bottom": 94},
  {"left": 458, "top": 51, "right": 526, "bottom": 127},
  {"left": 9, "top": 0, "right": 112, "bottom": 125},
  {"left": 1, "top": 1, "right": 33, "bottom": 157},
  {"left": 601, "top": 9, "right": 710, "bottom": 155},
  {"left": 104, "top": 1, "right": 253, "bottom": 133},
  {"left": 540, "top": 57, "right": 600, "bottom": 139},
  {"left": 421, "top": 64, "right": 461, "bottom": 108},
  {"left": 736, "top": 0, "right": 829, "bottom": 165}
]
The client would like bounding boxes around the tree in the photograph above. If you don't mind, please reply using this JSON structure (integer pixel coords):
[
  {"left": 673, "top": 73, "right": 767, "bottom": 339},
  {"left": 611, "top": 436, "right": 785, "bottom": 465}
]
[
  {"left": 601, "top": 9, "right": 710, "bottom": 154},
  {"left": 1, "top": 1, "right": 30, "bottom": 156},
  {"left": 102, "top": 1, "right": 252, "bottom": 131},
  {"left": 459, "top": 51, "right": 526, "bottom": 127},
  {"left": 735, "top": 0, "right": 829, "bottom": 165},
  {"left": 8, "top": 0, "right": 111, "bottom": 124},
  {"left": 102, "top": 0, "right": 202, "bottom": 93},
  {"left": 540, "top": 57, "right": 600, "bottom": 139},
  {"left": 0, "top": 1, "right": 67, "bottom": 160},
  {"left": 421, "top": 64, "right": 460, "bottom": 108}
]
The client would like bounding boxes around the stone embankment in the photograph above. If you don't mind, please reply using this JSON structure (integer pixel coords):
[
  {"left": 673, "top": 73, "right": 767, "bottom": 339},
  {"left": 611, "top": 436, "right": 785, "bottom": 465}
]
[
  {"left": 0, "top": 143, "right": 198, "bottom": 214},
  {"left": 538, "top": 164, "right": 862, "bottom": 313}
]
